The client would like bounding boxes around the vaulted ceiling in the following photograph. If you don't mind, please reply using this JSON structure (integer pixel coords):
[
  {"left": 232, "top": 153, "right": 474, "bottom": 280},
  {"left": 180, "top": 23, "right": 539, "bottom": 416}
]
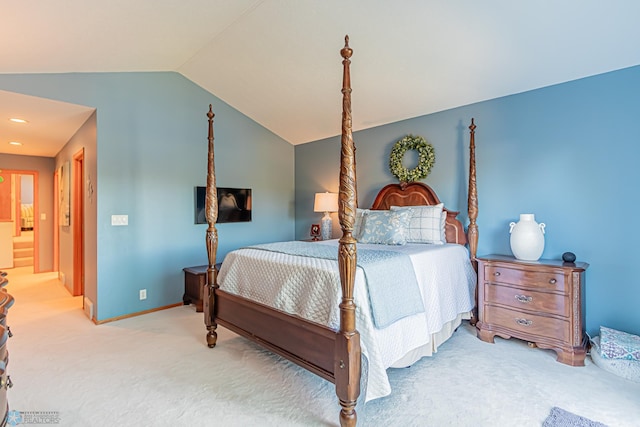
[{"left": 2, "top": 1, "right": 639, "bottom": 157}]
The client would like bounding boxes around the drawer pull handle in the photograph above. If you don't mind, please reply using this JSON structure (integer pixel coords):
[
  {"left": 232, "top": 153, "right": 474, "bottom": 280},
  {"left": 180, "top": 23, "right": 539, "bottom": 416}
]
[
  {"left": 493, "top": 272, "right": 501, "bottom": 277},
  {"left": 515, "top": 294, "right": 533, "bottom": 303},
  {"left": 515, "top": 318, "right": 533, "bottom": 327},
  {"left": 549, "top": 279, "right": 557, "bottom": 284},
  {"left": 0, "top": 375, "right": 12, "bottom": 390}
]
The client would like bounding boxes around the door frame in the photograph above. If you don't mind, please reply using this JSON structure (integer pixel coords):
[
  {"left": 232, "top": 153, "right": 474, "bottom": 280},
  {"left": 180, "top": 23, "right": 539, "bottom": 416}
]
[
  {"left": 72, "top": 149, "right": 85, "bottom": 297},
  {"left": 2, "top": 169, "right": 39, "bottom": 272}
]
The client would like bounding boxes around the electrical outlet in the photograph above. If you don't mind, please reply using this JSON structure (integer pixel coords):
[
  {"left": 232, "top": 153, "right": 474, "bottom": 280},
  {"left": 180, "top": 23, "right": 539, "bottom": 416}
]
[{"left": 139, "top": 289, "right": 147, "bottom": 300}]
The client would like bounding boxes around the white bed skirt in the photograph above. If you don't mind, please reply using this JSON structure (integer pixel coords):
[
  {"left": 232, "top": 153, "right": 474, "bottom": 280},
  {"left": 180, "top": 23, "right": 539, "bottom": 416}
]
[{"left": 390, "top": 312, "right": 471, "bottom": 368}]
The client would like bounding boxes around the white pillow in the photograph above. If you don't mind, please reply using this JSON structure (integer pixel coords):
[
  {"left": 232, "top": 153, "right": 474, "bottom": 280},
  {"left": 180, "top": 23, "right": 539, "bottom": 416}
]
[
  {"left": 358, "top": 209, "right": 411, "bottom": 245},
  {"left": 391, "top": 203, "right": 446, "bottom": 244},
  {"left": 353, "top": 208, "right": 369, "bottom": 240},
  {"left": 439, "top": 210, "right": 447, "bottom": 242}
]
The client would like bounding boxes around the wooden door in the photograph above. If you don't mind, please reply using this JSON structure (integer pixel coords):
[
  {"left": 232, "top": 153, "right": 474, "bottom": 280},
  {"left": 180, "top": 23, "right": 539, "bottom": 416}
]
[{"left": 0, "top": 172, "right": 11, "bottom": 222}]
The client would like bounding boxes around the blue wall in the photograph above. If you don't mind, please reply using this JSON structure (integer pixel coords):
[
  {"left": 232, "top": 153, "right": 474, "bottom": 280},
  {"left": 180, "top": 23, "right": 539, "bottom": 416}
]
[
  {"left": 2, "top": 65, "right": 638, "bottom": 335},
  {"left": 20, "top": 175, "right": 34, "bottom": 204},
  {"left": 0, "top": 72, "right": 295, "bottom": 321},
  {"left": 296, "top": 65, "right": 640, "bottom": 337}
]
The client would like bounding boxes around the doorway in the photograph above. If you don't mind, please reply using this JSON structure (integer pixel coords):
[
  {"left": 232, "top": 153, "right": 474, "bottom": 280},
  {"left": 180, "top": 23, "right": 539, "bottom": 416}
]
[{"left": 0, "top": 170, "right": 39, "bottom": 272}]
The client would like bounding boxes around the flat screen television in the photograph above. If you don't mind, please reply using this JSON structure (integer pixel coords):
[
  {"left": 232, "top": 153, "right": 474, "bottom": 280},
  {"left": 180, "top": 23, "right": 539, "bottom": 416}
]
[{"left": 194, "top": 187, "right": 252, "bottom": 224}]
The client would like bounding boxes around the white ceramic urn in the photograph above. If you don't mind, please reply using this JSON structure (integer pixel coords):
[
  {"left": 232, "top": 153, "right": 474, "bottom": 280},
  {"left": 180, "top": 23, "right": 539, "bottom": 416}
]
[{"left": 509, "top": 214, "right": 546, "bottom": 261}]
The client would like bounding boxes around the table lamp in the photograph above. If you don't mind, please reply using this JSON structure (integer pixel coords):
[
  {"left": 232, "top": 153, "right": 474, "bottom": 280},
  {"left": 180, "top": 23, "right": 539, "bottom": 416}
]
[{"left": 314, "top": 192, "right": 339, "bottom": 240}]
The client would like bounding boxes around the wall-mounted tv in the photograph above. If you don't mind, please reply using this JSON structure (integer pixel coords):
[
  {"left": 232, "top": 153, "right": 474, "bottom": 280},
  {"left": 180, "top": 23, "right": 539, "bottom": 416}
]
[{"left": 195, "top": 187, "right": 252, "bottom": 224}]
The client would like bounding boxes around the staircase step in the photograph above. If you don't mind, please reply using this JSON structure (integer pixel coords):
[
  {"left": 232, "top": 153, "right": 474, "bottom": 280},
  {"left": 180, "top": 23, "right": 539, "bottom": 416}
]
[
  {"left": 14, "top": 247, "right": 34, "bottom": 258},
  {"left": 13, "top": 257, "right": 33, "bottom": 267},
  {"left": 13, "top": 240, "right": 33, "bottom": 250}
]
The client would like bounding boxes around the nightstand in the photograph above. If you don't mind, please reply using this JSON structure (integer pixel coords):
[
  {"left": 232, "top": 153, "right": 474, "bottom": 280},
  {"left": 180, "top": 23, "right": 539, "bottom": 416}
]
[
  {"left": 475, "top": 254, "right": 589, "bottom": 366},
  {"left": 183, "top": 264, "right": 220, "bottom": 312}
]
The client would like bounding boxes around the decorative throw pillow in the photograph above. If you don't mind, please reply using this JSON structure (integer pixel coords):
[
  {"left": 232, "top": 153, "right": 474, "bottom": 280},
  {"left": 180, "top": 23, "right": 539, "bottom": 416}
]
[
  {"left": 358, "top": 209, "right": 411, "bottom": 245},
  {"left": 599, "top": 326, "right": 640, "bottom": 361},
  {"left": 353, "top": 208, "right": 369, "bottom": 240},
  {"left": 391, "top": 203, "right": 445, "bottom": 244},
  {"left": 590, "top": 336, "right": 640, "bottom": 383}
]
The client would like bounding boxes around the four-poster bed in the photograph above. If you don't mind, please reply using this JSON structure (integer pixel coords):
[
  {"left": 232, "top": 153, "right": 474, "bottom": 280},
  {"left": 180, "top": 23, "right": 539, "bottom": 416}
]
[{"left": 201, "top": 36, "right": 479, "bottom": 426}]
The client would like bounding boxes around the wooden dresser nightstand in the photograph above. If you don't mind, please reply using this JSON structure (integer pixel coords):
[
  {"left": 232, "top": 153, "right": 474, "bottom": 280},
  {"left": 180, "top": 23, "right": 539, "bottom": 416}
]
[
  {"left": 475, "top": 254, "right": 589, "bottom": 366},
  {"left": 183, "top": 264, "right": 220, "bottom": 312},
  {"left": 0, "top": 272, "right": 13, "bottom": 426}
]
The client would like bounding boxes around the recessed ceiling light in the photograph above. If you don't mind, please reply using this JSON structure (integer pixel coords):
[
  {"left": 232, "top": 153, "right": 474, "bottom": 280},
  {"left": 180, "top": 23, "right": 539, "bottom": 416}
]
[
  {"left": 9, "top": 141, "right": 23, "bottom": 146},
  {"left": 9, "top": 118, "right": 28, "bottom": 124}
]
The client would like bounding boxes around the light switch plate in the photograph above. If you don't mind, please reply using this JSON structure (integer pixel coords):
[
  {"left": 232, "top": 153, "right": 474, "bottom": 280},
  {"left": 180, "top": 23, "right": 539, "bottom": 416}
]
[{"left": 111, "top": 214, "right": 128, "bottom": 226}]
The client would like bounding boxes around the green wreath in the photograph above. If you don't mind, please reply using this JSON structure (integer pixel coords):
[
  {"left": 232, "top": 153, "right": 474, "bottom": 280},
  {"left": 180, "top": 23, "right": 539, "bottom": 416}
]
[{"left": 389, "top": 135, "right": 435, "bottom": 183}]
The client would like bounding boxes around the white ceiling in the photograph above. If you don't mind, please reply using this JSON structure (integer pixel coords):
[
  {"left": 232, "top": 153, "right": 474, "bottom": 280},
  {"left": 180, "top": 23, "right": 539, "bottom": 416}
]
[
  {"left": 1, "top": 1, "right": 640, "bottom": 157},
  {"left": 0, "top": 90, "right": 95, "bottom": 157}
]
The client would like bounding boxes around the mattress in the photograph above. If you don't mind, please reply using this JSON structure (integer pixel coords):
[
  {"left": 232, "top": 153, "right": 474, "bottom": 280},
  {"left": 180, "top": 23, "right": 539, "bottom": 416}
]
[{"left": 218, "top": 239, "right": 477, "bottom": 401}]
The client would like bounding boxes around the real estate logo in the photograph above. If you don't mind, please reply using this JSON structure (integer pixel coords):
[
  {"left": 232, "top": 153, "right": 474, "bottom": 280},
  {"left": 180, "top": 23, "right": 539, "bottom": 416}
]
[{"left": 7, "top": 410, "right": 60, "bottom": 425}]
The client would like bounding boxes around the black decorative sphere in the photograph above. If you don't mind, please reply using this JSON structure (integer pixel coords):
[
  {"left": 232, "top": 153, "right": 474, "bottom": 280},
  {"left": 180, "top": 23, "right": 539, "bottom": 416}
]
[{"left": 562, "top": 252, "right": 576, "bottom": 263}]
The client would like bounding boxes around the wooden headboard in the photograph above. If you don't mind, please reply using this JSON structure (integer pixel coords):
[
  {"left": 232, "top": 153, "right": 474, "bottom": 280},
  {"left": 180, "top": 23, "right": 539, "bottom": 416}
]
[{"left": 370, "top": 182, "right": 467, "bottom": 246}]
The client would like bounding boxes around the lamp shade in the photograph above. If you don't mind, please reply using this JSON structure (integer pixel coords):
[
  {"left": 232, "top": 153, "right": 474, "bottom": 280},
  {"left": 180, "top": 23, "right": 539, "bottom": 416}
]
[{"left": 314, "top": 192, "right": 339, "bottom": 213}]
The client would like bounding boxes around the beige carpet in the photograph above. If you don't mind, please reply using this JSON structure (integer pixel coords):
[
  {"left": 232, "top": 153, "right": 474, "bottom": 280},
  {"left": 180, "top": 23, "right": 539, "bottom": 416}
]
[{"left": 3, "top": 267, "right": 639, "bottom": 427}]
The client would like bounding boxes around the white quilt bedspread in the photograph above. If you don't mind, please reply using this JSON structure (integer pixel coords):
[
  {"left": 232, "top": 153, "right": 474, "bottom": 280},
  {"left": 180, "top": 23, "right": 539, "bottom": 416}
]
[{"left": 218, "top": 240, "right": 476, "bottom": 402}]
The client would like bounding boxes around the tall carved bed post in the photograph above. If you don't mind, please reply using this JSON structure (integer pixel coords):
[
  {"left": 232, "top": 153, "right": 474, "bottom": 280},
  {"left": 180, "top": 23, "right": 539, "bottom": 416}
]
[
  {"left": 203, "top": 105, "right": 219, "bottom": 348},
  {"left": 467, "top": 118, "right": 479, "bottom": 324},
  {"left": 467, "top": 118, "right": 478, "bottom": 261},
  {"left": 335, "top": 35, "right": 361, "bottom": 427}
]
